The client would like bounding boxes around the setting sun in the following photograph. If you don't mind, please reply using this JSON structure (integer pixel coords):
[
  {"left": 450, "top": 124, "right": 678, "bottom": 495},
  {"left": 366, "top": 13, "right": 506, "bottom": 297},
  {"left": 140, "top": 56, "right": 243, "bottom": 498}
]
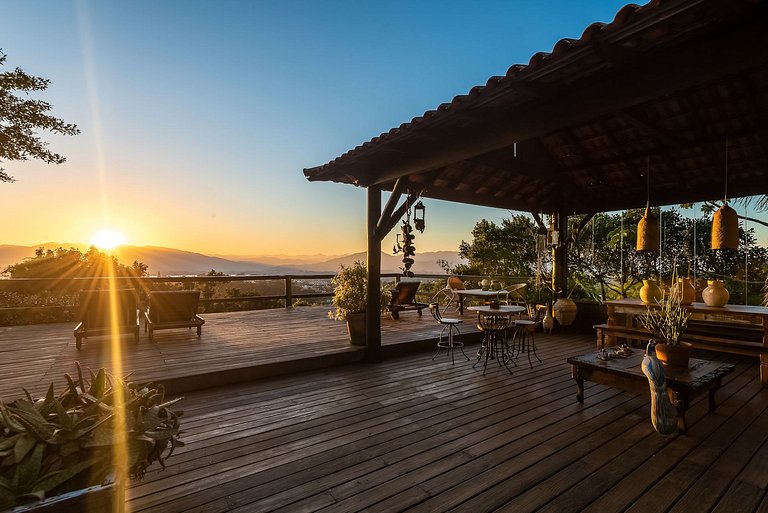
[{"left": 90, "top": 229, "right": 126, "bottom": 249}]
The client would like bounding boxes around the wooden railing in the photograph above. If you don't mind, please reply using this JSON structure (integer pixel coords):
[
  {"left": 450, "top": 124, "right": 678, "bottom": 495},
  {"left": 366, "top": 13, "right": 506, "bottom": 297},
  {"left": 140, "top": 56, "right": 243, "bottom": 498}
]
[{"left": 0, "top": 273, "right": 530, "bottom": 324}]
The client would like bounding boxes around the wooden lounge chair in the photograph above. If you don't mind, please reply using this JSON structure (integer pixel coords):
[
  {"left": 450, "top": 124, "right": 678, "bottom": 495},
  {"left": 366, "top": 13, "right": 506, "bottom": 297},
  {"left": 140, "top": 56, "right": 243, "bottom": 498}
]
[
  {"left": 387, "top": 280, "right": 429, "bottom": 320},
  {"left": 73, "top": 289, "right": 140, "bottom": 349},
  {"left": 144, "top": 290, "right": 205, "bottom": 341}
]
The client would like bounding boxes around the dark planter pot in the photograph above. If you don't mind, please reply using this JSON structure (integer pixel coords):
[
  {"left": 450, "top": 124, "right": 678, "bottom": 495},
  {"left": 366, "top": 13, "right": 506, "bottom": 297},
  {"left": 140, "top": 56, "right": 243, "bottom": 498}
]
[
  {"left": 346, "top": 312, "right": 367, "bottom": 346},
  {"left": 7, "top": 480, "right": 122, "bottom": 513},
  {"left": 655, "top": 342, "right": 692, "bottom": 368}
]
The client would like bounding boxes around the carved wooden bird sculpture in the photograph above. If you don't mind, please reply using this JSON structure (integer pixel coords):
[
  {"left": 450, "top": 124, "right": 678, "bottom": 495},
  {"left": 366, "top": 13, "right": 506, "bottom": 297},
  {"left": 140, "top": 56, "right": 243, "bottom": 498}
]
[{"left": 641, "top": 341, "right": 678, "bottom": 435}]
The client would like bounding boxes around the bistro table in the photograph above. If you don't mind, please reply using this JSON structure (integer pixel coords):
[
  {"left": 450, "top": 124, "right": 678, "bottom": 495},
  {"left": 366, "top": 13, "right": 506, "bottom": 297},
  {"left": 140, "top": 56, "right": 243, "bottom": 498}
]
[
  {"left": 468, "top": 305, "right": 525, "bottom": 375},
  {"left": 455, "top": 289, "right": 510, "bottom": 315}
]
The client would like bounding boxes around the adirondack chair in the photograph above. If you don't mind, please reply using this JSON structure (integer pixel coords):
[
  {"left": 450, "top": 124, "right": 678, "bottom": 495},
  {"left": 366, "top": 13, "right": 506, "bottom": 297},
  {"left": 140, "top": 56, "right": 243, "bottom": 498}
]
[
  {"left": 387, "top": 280, "right": 429, "bottom": 320},
  {"left": 73, "top": 289, "right": 140, "bottom": 349},
  {"left": 144, "top": 290, "right": 205, "bottom": 341}
]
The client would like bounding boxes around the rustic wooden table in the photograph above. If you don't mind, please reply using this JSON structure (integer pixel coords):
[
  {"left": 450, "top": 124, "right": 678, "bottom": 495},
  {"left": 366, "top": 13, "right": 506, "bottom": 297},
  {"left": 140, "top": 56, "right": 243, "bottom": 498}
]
[{"left": 567, "top": 348, "right": 735, "bottom": 434}]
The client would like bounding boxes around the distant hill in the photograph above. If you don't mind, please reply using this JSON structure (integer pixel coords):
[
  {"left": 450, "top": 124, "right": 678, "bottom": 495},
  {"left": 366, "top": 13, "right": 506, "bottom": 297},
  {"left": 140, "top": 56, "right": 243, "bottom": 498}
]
[
  {"left": 0, "top": 244, "right": 464, "bottom": 276},
  {"left": 0, "top": 244, "right": 289, "bottom": 276},
  {"left": 292, "top": 251, "right": 466, "bottom": 274}
]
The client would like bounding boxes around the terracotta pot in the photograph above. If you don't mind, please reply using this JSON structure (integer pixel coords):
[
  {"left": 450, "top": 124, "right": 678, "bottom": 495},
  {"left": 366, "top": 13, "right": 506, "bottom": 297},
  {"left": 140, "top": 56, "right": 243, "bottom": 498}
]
[
  {"left": 553, "top": 298, "right": 577, "bottom": 326},
  {"left": 675, "top": 277, "right": 696, "bottom": 305},
  {"left": 346, "top": 312, "right": 367, "bottom": 346},
  {"left": 702, "top": 279, "right": 729, "bottom": 307},
  {"left": 640, "top": 279, "right": 663, "bottom": 304},
  {"left": 654, "top": 341, "right": 692, "bottom": 368}
]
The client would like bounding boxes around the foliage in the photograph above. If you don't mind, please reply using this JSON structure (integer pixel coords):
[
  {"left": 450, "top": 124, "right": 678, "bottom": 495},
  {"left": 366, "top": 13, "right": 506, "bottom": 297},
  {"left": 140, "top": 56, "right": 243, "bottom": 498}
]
[
  {"left": 0, "top": 364, "right": 183, "bottom": 510},
  {"left": 0, "top": 50, "right": 79, "bottom": 183},
  {"left": 569, "top": 208, "right": 768, "bottom": 304},
  {"left": 3, "top": 247, "right": 147, "bottom": 282},
  {"left": 457, "top": 215, "right": 538, "bottom": 277},
  {"left": 329, "top": 262, "right": 369, "bottom": 320},
  {"left": 638, "top": 279, "right": 690, "bottom": 346}
]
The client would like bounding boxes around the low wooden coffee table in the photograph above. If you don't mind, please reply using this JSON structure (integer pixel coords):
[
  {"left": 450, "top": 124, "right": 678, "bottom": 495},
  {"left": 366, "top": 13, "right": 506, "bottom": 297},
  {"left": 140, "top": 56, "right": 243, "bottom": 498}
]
[{"left": 567, "top": 349, "right": 735, "bottom": 434}]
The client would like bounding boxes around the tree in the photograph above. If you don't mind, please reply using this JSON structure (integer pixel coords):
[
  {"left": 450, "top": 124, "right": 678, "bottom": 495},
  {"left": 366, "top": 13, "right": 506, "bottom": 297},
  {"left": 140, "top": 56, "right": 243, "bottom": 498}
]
[
  {"left": 0, "top": 50, "right": 79, "bottom": 182},
  {"left": 457, "top": 215, "right": 538, "bottom": 277}
]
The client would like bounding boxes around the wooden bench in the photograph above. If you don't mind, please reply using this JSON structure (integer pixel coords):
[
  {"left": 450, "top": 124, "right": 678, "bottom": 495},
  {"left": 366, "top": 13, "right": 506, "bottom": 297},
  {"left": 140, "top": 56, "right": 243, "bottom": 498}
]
[{"left": 594, "top": 321, "right": 768, "bottom": 385}]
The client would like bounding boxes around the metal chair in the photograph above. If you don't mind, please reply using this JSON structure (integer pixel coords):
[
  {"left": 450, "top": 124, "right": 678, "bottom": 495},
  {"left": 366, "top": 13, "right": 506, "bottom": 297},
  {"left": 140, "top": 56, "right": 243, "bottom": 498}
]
[
  {"left": 429, "top": 303, "right": 468, "bottom": 365},
  {"left": 431, "top": 277, "right": 466, "bottom": 315},
  {"left": 510, "top": 304, "right": 544, "bottom": 368}
]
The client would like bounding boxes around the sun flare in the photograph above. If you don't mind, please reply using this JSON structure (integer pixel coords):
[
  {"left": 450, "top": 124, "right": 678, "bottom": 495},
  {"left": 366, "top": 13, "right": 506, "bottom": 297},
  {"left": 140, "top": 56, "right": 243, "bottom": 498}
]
[{"left": 90, "top": 229, "right": 126, "bottom": 249}]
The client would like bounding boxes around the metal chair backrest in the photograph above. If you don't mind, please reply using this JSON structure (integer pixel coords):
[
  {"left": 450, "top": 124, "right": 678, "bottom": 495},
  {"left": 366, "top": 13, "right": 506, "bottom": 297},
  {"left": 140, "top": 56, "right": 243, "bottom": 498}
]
[{"left": 429, "top": 303, "right": 442, "bottom": 322}]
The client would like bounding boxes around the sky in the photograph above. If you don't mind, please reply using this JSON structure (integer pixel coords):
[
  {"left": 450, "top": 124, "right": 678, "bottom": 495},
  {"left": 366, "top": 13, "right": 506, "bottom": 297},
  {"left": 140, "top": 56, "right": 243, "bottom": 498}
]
[{"left": 5, "top": 0, "right": 751, "bottom": 258}]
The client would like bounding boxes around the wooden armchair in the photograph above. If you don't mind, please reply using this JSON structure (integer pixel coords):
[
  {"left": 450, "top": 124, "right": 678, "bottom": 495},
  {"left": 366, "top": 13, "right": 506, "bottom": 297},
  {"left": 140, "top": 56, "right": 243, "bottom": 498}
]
[
  {"left": 387, "top": 281, "right": 429, "bottom": 320},
  {"left": 73, "top": 289, "right": 140, "bottom": 349},
  {"left": 144, "top": 290, "right": 205, "bottom": 342}
]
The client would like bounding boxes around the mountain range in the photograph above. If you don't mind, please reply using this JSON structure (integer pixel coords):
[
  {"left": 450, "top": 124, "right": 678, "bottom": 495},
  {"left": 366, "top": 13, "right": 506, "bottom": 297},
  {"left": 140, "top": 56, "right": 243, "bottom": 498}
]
[{"left": 0, "top": 243, "right": 465, "bottom": 276}]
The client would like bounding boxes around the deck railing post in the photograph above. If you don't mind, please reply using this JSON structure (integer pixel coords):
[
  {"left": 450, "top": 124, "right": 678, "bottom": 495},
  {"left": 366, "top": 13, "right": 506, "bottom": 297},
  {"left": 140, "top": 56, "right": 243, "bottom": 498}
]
[
  {"left": 285, "top": 276, "right": 293, "bottom": 308},
  {"left": 366, "top": 186, "right": 383, "bottom": 362}
]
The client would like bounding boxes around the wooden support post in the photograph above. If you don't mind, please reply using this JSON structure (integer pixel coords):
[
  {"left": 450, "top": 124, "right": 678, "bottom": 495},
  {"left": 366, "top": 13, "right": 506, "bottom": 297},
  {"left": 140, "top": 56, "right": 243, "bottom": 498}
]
[{"left": 366, "top": 186, "right": 383, "bottom": 362}]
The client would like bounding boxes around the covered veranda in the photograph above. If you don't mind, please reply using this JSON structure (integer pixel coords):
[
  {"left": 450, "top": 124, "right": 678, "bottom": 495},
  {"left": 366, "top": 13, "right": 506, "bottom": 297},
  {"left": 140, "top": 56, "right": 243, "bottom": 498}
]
[{"left": 304, "top": 0, "right": 768, "bottom": 359}]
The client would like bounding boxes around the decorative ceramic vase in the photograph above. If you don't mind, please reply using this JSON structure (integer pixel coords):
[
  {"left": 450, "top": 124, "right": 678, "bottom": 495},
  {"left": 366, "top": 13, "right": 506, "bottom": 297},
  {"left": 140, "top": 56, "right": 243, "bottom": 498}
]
[
  {"left": 490, "top": 279, "right": 502, "bottom": 291},
  {"left": 675, "top": 277, "right": 696, "bottom": 305},
  {"left": 654, "top": 342, "right": 692, "bottom": 368},
  {"left": 640, "top": 279, "right": 663, "bottom": 304},
  {"left": 481, "top": 278, "right": 490, "bottom": 290},
  {"left": 702, "top": 279, "right": 729, "bottom": 307},
  {"left": 553, "top": 298, "right": 577, "bottom": 326},
  {"left": 542, "top": 306, "right": 554, "bottom": 333}
]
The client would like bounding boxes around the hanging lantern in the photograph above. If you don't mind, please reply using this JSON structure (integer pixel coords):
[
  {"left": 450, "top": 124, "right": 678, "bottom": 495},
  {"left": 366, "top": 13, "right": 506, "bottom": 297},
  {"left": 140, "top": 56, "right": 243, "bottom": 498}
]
[
  {"left": 636, "top": 206, "right": 659, "bottom": 252},
  {"left": 712, "top": 202, "right": 739, "bottom": 250},
  {"left": 413, "top": 200, "right": 426, "bottom": 233}
]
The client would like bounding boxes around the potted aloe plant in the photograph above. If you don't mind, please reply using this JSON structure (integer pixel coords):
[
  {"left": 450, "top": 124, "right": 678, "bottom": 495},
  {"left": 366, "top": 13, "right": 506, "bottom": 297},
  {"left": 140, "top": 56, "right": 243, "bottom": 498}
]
[
  {"left": 328, "top": 262, "right": 390, "bottom": 346},
  {"left": 0, "top": 364, "right": 183, "bottom": 512},
  {"left": 638, "top": 278, "right": 691, "bottom": 367}
]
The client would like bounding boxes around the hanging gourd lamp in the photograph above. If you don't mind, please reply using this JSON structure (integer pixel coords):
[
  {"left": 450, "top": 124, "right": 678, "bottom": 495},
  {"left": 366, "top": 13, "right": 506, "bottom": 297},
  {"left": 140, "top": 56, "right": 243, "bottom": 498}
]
[
  {"left": 637, "top": 206, "right": 660, "bottom": 251},
  {"left": 712, "top": 202, "right": 739, "bottom": 249},
  {"left": 636, "top": 158, "right": 659, "bottom": 252},
  {"left": 711, "top": 138, "right": 739, "bottom": 250}
]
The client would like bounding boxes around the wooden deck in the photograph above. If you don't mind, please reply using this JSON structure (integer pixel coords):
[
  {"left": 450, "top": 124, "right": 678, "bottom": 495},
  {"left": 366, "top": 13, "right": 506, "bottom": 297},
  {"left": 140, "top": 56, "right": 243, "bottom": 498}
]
[
  {"left": 3, "top": 309, "right": 768, "bottom": 512},
  {"left": 124, "top": 333, "right": 768, "bottom": 513},
  {"left": 0, "top": 306, "right": 483, "bottom": 398}
]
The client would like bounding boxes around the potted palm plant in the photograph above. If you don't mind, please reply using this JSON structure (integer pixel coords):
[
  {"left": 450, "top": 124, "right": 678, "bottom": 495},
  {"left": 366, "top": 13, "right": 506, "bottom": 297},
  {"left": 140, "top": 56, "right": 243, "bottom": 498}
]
[
  {"left": 0, "top": 364, "right": 183, "bottom": 512},
  {"left": 328, "top": 261, "right": 391, "bottom": 345},
  {"left": 638, "top": 278, "right": 691, "bottom": 367}
]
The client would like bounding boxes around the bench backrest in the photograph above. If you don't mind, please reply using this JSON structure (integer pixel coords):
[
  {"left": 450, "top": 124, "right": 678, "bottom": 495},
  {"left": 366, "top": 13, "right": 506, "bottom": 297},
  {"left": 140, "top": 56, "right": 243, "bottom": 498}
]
[
  {"left": 148, "top": 290, "right": 201, "bottom": 323},
  {"left": 77, "top": 289, "right": 138, "bottom": 329},
  {"left": 389, "top": 281, "right": 421, "bottom": 306}
]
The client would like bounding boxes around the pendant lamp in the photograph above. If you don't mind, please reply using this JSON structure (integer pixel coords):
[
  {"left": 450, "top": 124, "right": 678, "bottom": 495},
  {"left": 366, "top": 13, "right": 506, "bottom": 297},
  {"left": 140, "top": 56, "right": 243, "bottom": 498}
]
[
  {"left": 712, "top": 202, "right": 739, "bottom": 249},
  {"left": 637, "top": 158, "right": 659, "bottom": 252},
  {"left": 711, "top": 139, "right": 739, "bottom": 250}
]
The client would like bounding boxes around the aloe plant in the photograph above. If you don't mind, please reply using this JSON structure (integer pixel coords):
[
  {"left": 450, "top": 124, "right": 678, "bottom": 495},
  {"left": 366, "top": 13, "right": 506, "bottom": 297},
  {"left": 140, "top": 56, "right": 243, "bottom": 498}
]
[{"left": 0, "top": 364, "right": 183, "bottom": 510}]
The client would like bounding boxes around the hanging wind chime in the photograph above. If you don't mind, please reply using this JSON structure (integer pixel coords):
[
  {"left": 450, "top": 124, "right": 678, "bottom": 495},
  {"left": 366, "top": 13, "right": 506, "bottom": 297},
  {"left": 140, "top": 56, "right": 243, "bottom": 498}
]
[{"left": 393, "top": 198, "right": 426, "bottom": 278}]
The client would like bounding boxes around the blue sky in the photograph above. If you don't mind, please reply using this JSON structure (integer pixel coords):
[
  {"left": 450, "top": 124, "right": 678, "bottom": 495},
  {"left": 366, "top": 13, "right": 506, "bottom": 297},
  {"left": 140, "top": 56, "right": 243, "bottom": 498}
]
[{"left": 6, "top": 0, "right": 737, "bottom": 257}]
